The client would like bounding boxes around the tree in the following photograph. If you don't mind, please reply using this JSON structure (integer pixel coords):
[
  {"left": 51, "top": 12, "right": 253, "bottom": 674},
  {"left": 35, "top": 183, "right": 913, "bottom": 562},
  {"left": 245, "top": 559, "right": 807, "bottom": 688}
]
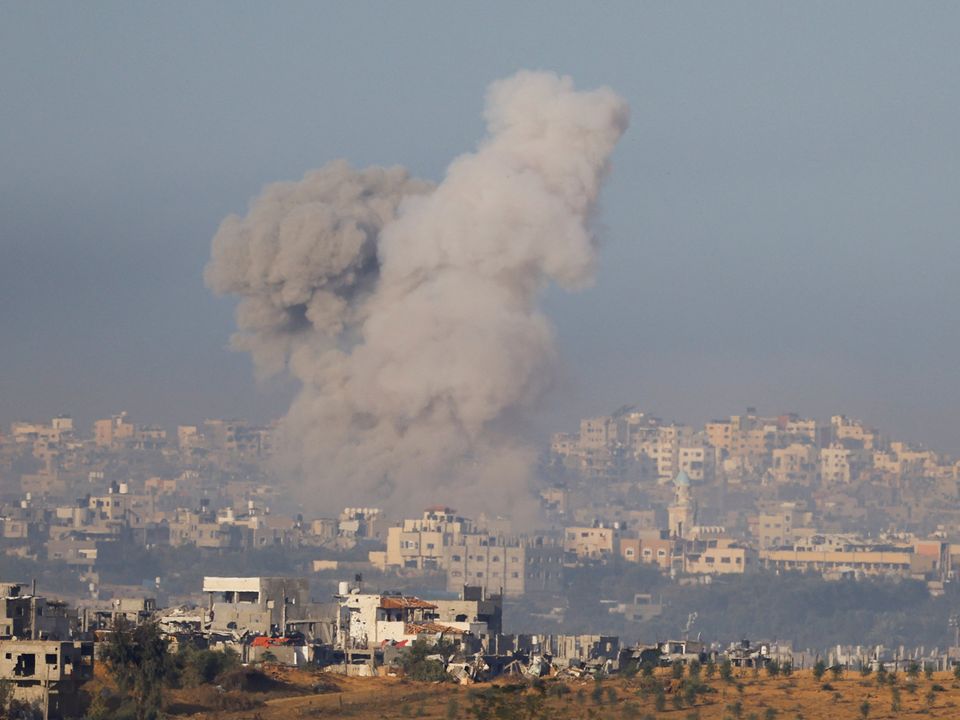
[
  {"left": 875, "top": 664, "right": 887, "bottom": 687},
  {"left": 766, "top": 660, "right": 781, "bottom": 678},
  {"left": 99, "top": 619, "right": 173, "bottom": 720},
  {"left": 830, "top": 664, "right": 843, "bottom": 681},
  {"left": 654, "top": 687, "right": 666, "bottom": 712},
  {"left": 719, "top": 659, "right": 734, "bottom": 683},
  {"left": 953, "top": 662, "right": 960, "bottom": 681},
  {"left": 812, "top": 660, "right": 826, "bottom": 681},
  {"left": 781, "top": 661, "right": 793, "bottom": 677},
  {"left": 672, "top": 660, "right": 685, "bottom": 680},
  {"left": 446, "top": 697, "right": 460, "bottom": 720},
  {"left": 175, "top": 644, "right": 239, "bottom": 686},
  {"left": 907, "top": 661, "right": 920, "bottom": 679},
  {"left": 890, "top": 685, "right": 901, "bottom": 712},
  {"left": 858, "top": 700, "right": 869, "bottom": 719},
  {"left": 0, "top": 680, "right": 12, "bottom": 714},
  {"left": 400, "top": 638, "right": 454, "bottom": 682},
  {"left": 924, "top": 663, "right": 934, "bottom": 681}
]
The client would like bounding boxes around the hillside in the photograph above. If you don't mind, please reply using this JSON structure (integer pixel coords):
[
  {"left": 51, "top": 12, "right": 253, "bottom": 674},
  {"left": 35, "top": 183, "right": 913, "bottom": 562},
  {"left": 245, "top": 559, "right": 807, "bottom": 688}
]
[{"left": 170, "top": 666, "right": 960, "bottom": 719}]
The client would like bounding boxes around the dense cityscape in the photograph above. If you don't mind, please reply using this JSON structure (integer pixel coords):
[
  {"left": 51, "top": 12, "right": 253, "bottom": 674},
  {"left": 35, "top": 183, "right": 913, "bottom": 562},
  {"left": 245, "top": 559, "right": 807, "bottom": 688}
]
[
  {"left": 4, "top": 406, "right": 960, "bottom": 716},
  {"left": 6, "top": 2, "right": 960, "bottom": 718}
]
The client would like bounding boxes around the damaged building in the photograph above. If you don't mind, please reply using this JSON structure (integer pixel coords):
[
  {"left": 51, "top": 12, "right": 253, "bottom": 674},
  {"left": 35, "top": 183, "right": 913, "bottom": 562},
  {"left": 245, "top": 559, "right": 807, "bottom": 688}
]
[
  {"left": 203, "top": 576, "right": 337, "bottom": 643},
  {"left": 0, "top": 640, "right": 94, "bottom": 718}
]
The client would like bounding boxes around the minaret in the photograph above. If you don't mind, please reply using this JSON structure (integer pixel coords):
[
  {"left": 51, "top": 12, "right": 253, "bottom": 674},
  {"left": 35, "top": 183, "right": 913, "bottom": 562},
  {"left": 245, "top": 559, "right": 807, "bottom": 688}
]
[{"left": 668, "top": 470, "right": 697, "bottom": 539}]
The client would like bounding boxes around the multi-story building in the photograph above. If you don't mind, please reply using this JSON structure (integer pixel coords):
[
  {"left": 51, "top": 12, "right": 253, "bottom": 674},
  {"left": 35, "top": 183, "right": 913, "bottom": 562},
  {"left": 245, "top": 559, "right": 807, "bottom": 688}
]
[
  {"left": 382, "top": 507, "right": 473, "bottom": 571},
  {"left": 683, "top": 538, "right": 753, "bottom": 575},
  {"left": 444, "top": 536, "right": 562, "bottom": 597},
  {"left": 820, "top": 444, "right": 869, "bottom": 484},
  {"left": 336, "top": 585, "right": 498, "bottom": 651},
  {"left": 756, "top": 508, "right": 798, "bottom": 549},
  {"left": 93, "top": 413, "right": 135, "bottom": 447},
  {"left": 563, "top": 524, "right": 620, "bottom": 561},
  {"left": 203, "top": 576, "right": 331, "bottom": 639},
  {"left": 677, "top": 441, "right": 714, "bottom": 483},
  {"left": 770, "top": 443, "right": 818, "bottom": 484},
  {"left": 831, "top": 415, "right": 877, "bottom": 449},
  {"left": 0, "top": 639, "right": 94, "bottom": 719}
]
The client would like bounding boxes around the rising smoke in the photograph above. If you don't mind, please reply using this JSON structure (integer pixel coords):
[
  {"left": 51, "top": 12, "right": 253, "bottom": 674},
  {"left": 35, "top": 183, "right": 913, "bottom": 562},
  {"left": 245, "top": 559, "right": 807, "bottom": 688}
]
[{"left": 206, "top": 71, "right": 628, "bottom": 517}]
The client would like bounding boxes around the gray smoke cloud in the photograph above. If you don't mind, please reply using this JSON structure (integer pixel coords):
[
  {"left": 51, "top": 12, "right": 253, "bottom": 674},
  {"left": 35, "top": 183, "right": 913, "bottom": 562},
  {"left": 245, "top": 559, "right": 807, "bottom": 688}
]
[{"left": 206, "top": 71, "right": 629, "bottom": 517}]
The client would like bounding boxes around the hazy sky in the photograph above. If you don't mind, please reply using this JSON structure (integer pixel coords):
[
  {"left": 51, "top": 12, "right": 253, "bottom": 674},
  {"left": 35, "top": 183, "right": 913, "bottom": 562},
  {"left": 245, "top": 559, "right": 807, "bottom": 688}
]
[{"left": 3, "top": 2, "right": 959, "bottom": 452}]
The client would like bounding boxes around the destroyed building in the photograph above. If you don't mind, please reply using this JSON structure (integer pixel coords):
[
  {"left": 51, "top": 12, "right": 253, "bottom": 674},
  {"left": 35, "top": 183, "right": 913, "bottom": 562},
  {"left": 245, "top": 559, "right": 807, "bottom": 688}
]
[
  {"left": 0, "top": 639, "right": 94, "bottom": 719},
  {"left": 1, "top": 582, "right": 75, "bottom": 641},
  {"left": 202, "top": 576, "right": 336, "bottom": 642}
]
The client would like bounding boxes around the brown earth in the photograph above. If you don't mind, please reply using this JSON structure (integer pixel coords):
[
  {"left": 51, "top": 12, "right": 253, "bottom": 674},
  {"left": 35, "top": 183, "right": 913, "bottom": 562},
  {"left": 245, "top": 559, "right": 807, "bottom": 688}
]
[{"left": 165, "top": 666, "right": 960, "bottom": 719}]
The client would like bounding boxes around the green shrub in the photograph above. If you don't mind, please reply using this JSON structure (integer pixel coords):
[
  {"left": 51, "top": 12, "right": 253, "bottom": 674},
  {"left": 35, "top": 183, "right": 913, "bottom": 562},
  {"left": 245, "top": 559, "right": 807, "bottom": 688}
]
[
  {"left": 400, "top": 638, "right": 454, "bottom": 682},
  {"left": 719, "top": 659, "right": 734, "bottom": 683},
  {"left": 654, "top": 688, "right": 666, "bottom": 712}
]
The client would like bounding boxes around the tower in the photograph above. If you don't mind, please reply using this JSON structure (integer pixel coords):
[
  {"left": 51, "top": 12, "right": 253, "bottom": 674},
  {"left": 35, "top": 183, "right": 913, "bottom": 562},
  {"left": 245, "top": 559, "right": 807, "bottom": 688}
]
[{"left": 668, "top": 470, "right": 697, "bottom": 539}]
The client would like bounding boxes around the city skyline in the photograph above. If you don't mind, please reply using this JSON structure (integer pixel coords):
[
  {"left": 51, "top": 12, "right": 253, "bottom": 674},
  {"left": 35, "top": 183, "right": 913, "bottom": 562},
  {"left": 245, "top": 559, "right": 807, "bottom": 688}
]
[{"left": 4, "top": 3, "right": 960, "bottom": 455}]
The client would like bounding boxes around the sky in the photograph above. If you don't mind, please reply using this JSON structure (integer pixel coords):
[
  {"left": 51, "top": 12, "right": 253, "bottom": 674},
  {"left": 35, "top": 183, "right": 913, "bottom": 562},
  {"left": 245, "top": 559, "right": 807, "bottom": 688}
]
[{"left": 2, "top": 2, "right": 960, "bottom": 453}]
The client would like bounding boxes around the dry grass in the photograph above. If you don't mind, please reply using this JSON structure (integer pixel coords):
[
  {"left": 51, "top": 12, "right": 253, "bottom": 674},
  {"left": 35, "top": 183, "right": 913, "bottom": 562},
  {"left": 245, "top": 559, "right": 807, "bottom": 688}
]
[{"left": 170, "top": 666, "right": 960, "bottom": 720}]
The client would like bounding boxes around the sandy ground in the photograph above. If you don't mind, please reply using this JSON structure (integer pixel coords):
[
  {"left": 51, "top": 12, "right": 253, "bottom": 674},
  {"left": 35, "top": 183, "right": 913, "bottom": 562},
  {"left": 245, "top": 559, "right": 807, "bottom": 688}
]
[{"left": 165, "top": 666, "right": 960, "bottom": 719}]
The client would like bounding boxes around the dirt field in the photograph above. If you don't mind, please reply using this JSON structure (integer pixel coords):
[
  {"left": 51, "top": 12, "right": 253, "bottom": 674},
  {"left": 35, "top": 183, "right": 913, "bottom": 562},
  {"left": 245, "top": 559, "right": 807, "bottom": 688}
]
[{"left": 172, "top": 666, "right": 960, "bottom": 719}]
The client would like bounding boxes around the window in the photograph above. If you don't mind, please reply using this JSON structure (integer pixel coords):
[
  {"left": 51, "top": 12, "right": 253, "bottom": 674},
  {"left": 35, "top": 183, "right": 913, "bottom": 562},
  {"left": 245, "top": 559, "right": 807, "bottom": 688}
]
[
  {"left": 451, "top": 555, "right": 461, "bottom": 562},
  {"left": 721, "top": 557, "right": 731, "bottom": 564},
  {"left": 45, "top": 654, "right": 58, "bottom": 665}
]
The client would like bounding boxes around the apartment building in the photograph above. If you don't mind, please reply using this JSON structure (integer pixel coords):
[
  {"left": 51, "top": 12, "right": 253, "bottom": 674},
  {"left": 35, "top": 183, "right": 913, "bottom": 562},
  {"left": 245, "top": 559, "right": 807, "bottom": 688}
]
[
  {"left": 564, "top": 525, "right": 620, "bottom": 561},
  {"left": 444, "top": 536, "right": 562, "bottom": 597},
  {"left": 771, "top": 443, "right": 818, "bottom": 484},
  {"left": 683, "top": 538, "right": 752, "bottom": 575}
]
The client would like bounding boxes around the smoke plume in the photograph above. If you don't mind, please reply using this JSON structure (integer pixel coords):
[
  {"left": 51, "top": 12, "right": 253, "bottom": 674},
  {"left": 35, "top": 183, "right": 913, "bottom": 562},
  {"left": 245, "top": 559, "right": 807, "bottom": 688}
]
[{"left": 206, "top": 71, "right": 628, "bottom": 517}]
